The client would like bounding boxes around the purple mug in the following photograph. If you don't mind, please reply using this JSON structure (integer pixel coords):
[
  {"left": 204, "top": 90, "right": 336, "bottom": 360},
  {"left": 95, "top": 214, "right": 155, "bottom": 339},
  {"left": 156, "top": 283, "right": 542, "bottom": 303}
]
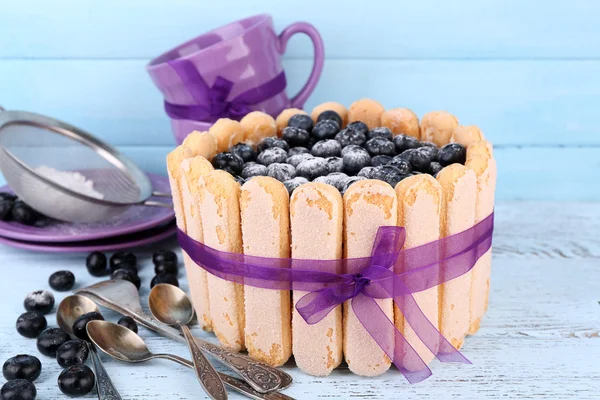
[{"left": 147, "top": 14, "right": 324, "bottom": 144}]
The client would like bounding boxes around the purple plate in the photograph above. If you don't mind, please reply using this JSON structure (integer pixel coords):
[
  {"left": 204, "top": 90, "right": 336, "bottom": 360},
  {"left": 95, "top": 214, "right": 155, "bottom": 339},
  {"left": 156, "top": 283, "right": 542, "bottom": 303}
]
[
  {"left": 0, "top": 173, "right": 174, "bottom": 243},
  {"left": 0, "top": 222, "right": 177, "bottom": 253}
]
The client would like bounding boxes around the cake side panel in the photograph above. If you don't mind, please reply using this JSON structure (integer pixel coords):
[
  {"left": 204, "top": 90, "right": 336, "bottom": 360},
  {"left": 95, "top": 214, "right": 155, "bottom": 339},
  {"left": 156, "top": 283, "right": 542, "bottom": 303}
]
[{"left": 290, "top": 183, "right": 344, "bottom": 377}]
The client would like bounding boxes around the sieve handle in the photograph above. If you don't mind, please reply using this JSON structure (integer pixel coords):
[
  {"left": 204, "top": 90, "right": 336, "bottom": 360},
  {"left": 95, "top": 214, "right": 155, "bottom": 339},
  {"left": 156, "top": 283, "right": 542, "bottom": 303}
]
[
  {"left": 142, "top": 200, "right": 173, "bottom": 208},
  {"left": 151, "top": 191, "right": 172, "bottom": 198}
]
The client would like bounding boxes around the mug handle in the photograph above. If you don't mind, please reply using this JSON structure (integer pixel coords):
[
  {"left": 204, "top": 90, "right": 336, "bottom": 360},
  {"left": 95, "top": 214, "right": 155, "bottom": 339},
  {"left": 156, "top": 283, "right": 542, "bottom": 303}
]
[{"left": 278, "top": 22, "right": 325, "bottom": 109}]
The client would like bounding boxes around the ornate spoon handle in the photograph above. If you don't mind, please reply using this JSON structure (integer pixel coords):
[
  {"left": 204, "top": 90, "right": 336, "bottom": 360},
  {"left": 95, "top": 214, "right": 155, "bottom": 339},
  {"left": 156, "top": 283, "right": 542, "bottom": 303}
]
[{"left": 89, "top": 346, "right": 122, "bottom": 400}]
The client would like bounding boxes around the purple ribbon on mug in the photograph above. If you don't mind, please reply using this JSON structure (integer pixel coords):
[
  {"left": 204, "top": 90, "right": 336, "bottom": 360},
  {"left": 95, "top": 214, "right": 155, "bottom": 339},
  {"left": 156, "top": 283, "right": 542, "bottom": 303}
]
[
  {"left": 179, "top": 212, "right": 494, "bottom": 383},
  {"left": 164, "top": 59, "right": 287, "bottom": 123}
]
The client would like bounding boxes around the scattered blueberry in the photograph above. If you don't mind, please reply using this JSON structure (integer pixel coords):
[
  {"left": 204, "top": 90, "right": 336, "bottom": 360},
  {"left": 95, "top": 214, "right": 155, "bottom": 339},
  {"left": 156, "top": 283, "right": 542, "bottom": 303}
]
[
  {"left": 1, "top": 379, "right": 36, "bottom": 400},
  {"left": 340, "top": 176, "right": 367, "bottom": 194},
  {"left": 314, "top": 173, "right": 349, "bottom": 192},
  {"left": 296, "top": 158, "right": 329, "bottom": 181},
  {"left": 393, "top": 134, "right": 420, "bottom": 153},
  {"left": 56, "top": 340, "right": 89, "bottom": 368},
  {"left": 151, "top": 273, "right": 179, "bottom": 288},
  {"left": 117, "top": 316, "right": 138, "bottom": 334},
  {"left": 371, "top": 165, "right": 408, "bottom": 187},
  {"left": 48, "top": 271, "right": 75, "bottom": 292},
  {"left": 241, "top": 163, "right": 268, "bottom": 179},
  {"left": 286, "top": 153, "right": 313, "bottom": 168},
  {"left": 16, "top": 312, "right": 47, "bottom": 339},
  {"left": 282, "top": 127, "right": 311, "bottom": 147},
  {"left": 24, "top": 291, "right": 54, "bottom": 315},
  {"left": 283, "top": 177, "right": 309, "bottom": 195},
  {"left": 371, "top": 155, "right": 392, "bottom": 167},
  {"left": 346, "top": 121, "right": 369, "bottom": 136},
  {"left": 288, "top": 147, "right": 310, "bottom": 156},
  {"left": 11, "top": 201, "right": 39, "bottom": 226},
  {"left": 335, "top": 128, "right": 367, "bottom": 148},
  {"left": 287, "top": 114, "right": 314, "bottom": 132},
  {"left": 229, "top": 143, "right": 257, "bottom": 163},
  {"left": 438, "top": 143, "right": 467, "bottom": 166},
  {"left": 317, "top": 110, "right": 343, "bottom": 128},
  {"left": 256, "top": 147, "right": 288, "bottom": 166},
  {"left": 326, "top": 157, "right": 344, "bottom": 173},
  {"left": 367, "top": 127, "right": 393, "bottom": 141},
  {"left": 3, "top": 355, "right": 42, "bottom": 382},
  {"left": 36, "top": 328, "right": 70, "bottom": 357},
  {"left": 152, "top": 250, "right": 178, "bottom": 266},
  {"left": 364, "top": 137, "right": 396, "bottom": 157},
  {"left": 0, "top": 193, "right": 17, "bottom": 201},
  {"left": 109, "top": 252, "right": 137, "bottom": 273},
  {"left": 57, "top": 365, "right": 95, "bottom": 397},
  {"left": 398, "top": 148, "right": 431, "bottom": 172},
  {"left": 311, "top": 120, "right": 340, "bottom": 141},
  {"left": 86, "top": 252, "right": 108, "bottom": 277},
  {"left": 311, "top": 140, "right": 342, "bottom": 158},
  {"left": 111, "top": 269, "right": 141, "bottom": 290},
  {"left": 389, "top": 157, "right": 413, "bottom": 175},
  {"left": 429, "top": 161, "right": 443, "bottom": 175},
  {"left": 212, "top": 152, "right": 244, "bottom": 175},
  {"left": 72, "top": 312, "right": 104, "bottom": 342},
  {"left": 267, "top": 163, "right": 296, "bottom": 182},
  {"left": 0, "top": 197, "right": 15, "bottom": 221},
  {"left": 257, "top": 137, "right": 289, "bottom": 153},
  {"left": 155, "top": 262, "right": 178, "bottom": 276},
  {"left": 358, "top": 166, "right": 377, "bottom": 179},
  {"left": 343, "top": 147, "right": 372, "bottom": 175}
]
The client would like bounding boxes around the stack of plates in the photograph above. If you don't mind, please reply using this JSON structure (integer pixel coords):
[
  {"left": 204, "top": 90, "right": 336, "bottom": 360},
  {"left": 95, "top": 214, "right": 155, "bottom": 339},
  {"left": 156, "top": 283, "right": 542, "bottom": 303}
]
[{"left": 0, "top": 174, "right": 176, "bottom": 253}]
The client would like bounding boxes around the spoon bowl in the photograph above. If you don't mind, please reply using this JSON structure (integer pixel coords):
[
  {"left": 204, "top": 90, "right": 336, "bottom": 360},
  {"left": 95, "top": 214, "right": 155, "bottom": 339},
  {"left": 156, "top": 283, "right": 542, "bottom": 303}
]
[
  {"left": 57, "top": 295, "right": 101, "bottom": 337},
  {"left": 148, "top": 283, "right": 194, "bottom": 326},
  {"left": 86, "top": 320, "right": 152, "bottom": 363}
]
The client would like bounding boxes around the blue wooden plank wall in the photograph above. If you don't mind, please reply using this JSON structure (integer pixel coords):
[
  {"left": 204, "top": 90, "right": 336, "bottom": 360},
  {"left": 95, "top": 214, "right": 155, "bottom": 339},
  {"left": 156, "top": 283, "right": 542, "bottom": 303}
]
[{"left": 1, "top": 0, "right": 598, "bottom": 200}]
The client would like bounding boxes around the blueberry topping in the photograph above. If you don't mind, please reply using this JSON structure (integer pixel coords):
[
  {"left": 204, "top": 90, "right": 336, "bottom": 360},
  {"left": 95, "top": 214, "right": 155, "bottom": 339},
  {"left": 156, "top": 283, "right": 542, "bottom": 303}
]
[
  {"left": 257, "top": 137, "right": 289, "bottom": 153},
  {"left": 429, "top": 161, "right": 443, "bottom": 175},
  {"left": 56, "top": 340, "right": 89, "bottom": 368},
  {"left": 36, "top": 328, "right": 70, "bottom": 357},
  {"left": 286, "top": 153, "right": 314, "bottom": 168},
  {"left": 296, "top": 158, "right": 329, "bottom": 181},
  {"left": 3, "top": 355, "right": 42, "bottom": 382},
  {"left": 0, "top": 197, "right": 15, "bottom": 221},
  {"left": 212, "top": 152, "right": 244, "bottom": 175},
  {"left": 229, "top": 143, "right": 257, "bottom": 163},
  {"left": 306, "top": 136, "right": 318, "bottom": 150},
  {"left": 153, "top": 250, "right": 177, "bottom": 265},
  {"left": 256, "top": 147, "right": 288, "bottom": 166},
  {"left": 398, "top": 148, "right": 432, "bottom": 172},
  {"left": 346, "top": 121, "right": 369, "bottom": 136},
  {"left": 287, "top": 114, "right": 314, "bottom": 132},
  {"left": 358, "top": 166, "right": 377, "bottom": 179},
  {"left": 341, "top": 176, "right": 367, "bottom": 194},
  {"left": 367, "top": 127, "right": 393, "bottom": 141},
  {"left": 58, "top": 365, "right": 95, "bottom": 397},
  {"left": 420, "top": 141, "right": 437, "bottom": 148},
  {"left": 364, "top": 137, "right": 395, "bottom": 157},
  {"left": 393, "top": 134, "right": 420, "bottom": 153},
  {"left": 85, "top": 252, "right": 108, "bottom": 277},
  {"left": 417, "top": 145, "right": 439, "bottom": 162},
  {"left": 311, "top": 139, "right": 342, "bottom": 158},
  {"left": 438, "top": 143, "right": 467, "bottom": 166},
  {"left": 343, "top": 147, "right": 372, "bottom": 175},
  {"left": 283, "top": 177, "right": 309, "bottom": 195},
  {"left": 311, "top": 120, "right": 340, "bottom": 141},
  {"left": 151, "top": 273, "right": 179, "bottom": 288},
  {"left": 16, "top": 312, "right": 47, "bottom": 339},
  {"left": 371, "top": 155, "right": 392, "bottom": 167},
  {"left": 117, "top": 316, "right": 138, "bottom": 334},
  {"left": 317, "top": 110, "right": 343, "bottom": 128},
  {"left": 241, "top": 163, "right": 268, "bottom": 178},
  {"left": 72, "top": 312, "right": 104, "bottom": 342},
  {"left": 326, "top": 156, "right": 344, "bottom": 173},
  {"left": 314, "top": 173, "right": 349, "bottom": 192},
  {"left": 48, "top": 271, "right": 75, "bottom": 292},
  {"left": 335, "top": 128, "right": 367, "bottom": 148},
  {"left": 1, "top": 379, "right": 36, "bottom": 400},
  {"left": 371, "top": 165, "right": 409, "bottom": 187},
  {"left": 288, "top": 147, "right": 310, "bottom": 156},
  {"left": 111, "top": 269, "right": 141, "bottom": 290},
  {"left": 24, "top": 291, "right": 54, "bottom": 315},
  {"left": 109, "top": 252, "right": 137, "bottom": 273},
  {"left": 282, "top": 126, "right": 311, "bottom": 147},
  {"left": 389, "top": 157, "right": 413, "bottom": 175},
  {"left": 11, "top": 201, "right": 39, "bottom": 226},
  {"left": 267, "top": 163, "right": 296, "bottom": 182},
  {"left": 341, "top": 144, "right": 363, "bottom": 157},
  {"left": 155, "top": 261, "right": 178, "bottom": 276}
]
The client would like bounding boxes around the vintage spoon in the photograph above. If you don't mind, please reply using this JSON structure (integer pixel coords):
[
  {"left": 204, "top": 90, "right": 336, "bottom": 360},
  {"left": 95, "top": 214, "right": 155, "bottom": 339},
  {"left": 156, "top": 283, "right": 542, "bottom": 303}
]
[
  {"left": 148, "top": 284, "right": 227, "bottom": 400},
  {"left": 56, "top": 295, "right": 122, "bottom": 400},
  {"left": 86, "top": 320, "right": 295, "bottom": 400}
]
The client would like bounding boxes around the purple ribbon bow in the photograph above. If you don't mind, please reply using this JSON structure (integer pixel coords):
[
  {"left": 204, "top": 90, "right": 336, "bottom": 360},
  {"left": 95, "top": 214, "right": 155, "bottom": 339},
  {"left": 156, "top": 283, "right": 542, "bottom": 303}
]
[
  {"left": 178, "top": 213, "right": 494, "bottom": 383},
  {"left": 164, "top": 59, "right": 287, "bottom": 123}
]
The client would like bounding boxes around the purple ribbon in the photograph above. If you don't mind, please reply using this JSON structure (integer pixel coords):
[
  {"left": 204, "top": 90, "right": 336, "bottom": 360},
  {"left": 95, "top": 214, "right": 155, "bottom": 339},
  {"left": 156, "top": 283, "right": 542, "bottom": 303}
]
[
  {"left": 179, "top": 212, "right": 494, "bottom": 383},
  {"left": 165, "top": 59, "right": 287, "bottom": 122}
]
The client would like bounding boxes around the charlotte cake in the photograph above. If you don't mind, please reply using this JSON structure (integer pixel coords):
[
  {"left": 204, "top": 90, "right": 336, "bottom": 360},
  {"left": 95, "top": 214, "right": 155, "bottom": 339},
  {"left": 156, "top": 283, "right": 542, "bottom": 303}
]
[{"left": 167, "top": 98, "right": 496, "bottom": 376}]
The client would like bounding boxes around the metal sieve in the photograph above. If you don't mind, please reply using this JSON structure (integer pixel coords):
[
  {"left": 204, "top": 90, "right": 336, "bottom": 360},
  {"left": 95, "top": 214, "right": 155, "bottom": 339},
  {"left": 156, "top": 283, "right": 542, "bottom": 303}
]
[{"left": 0, "top": 109, "right": 172, "bottom": 223}]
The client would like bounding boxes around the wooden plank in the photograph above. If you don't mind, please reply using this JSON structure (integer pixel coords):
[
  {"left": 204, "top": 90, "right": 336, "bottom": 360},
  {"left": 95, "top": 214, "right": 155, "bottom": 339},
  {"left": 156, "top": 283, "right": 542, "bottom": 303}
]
[
  {"left": 2, "top": 59, "right": 600, "bottom": 146},
  {"left": 2, "top": 0, "right": 600, "bottom": 59}
]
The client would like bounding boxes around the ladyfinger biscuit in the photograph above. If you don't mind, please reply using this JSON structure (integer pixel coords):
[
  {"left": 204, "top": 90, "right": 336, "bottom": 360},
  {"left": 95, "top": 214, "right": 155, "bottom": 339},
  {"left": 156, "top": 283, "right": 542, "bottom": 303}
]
[
  {"left": 208, "top": 118, "right": 244, "bottom": 153},
  {"left": 394, "top": 174, "right": 442, "bottom": 369},
  {"left": 182, "top": 130, "right": 218, "bottom": 160},
  {"left": 450, "top": 126, "right": 483, "bottom": 148},
  {"left": 381, "top": 108, "right": 420, "bottom": 139},
  {"left": 436, "top": 165, "right": 477, "bottom": 349},
  {"left": 311, "top": 102, "right": 349, "bottom": 127},
  {"left": 421, "top": 111, "right": 459, "bottom": 147},
  {"left": 197, "top": 170, "right": 245, "bottom": 351},
  {"left": 466, "top": 153, "right": 497, "bottom": 334},
  {"left": 240, "top": 112, "right": 277, "bottom": 146},
  {"left": 348, "top": 99, "right": 385, "bottom": 129},
  {"left": 276, "top": 108, "right": 308, "bottom": 135},
  {"left": 180, "top": 156, "right": 214, "bottom": 331},
  {"left": 240, "top": 177, "right": 292, "bottom": 366},
  {"left": 166, "top": 146, "right": 194, "bottom": 231},
  {"left": 467, "top": 139, "right": 494, "bottom": 159},
  {"left": 343, "top": 180, "right": 397, "bottom": 376},
  {"left": 290, "top": 183, "right": 344, "bottom": 376}
]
